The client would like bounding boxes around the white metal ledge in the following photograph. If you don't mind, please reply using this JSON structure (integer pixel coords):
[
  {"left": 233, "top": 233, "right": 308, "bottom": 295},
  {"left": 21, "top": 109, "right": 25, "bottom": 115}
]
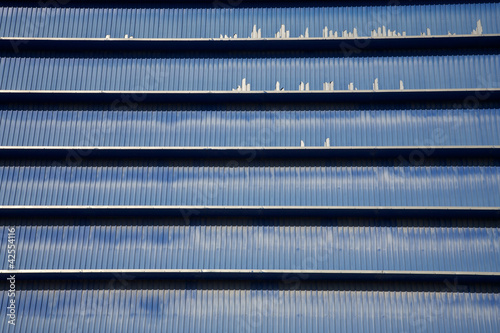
[
  {"left": 0, "top": 206, "right": 498, "bottom": 218},
  {"left": 0, "top": 88, "right": 499, "bottom": 103},
  {"left": 0, "top": 145, "right": 498, "bottom": 159},
  {"left": 2, "top": 34, "right": 499, "bottom": 52},
  {"left": 1, "top": 269, "right": 499, "bottom": 282}
]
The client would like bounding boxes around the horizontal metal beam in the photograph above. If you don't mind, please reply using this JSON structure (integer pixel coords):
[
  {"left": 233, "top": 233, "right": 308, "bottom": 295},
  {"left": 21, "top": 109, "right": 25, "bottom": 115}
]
[
  {"left": 0, "top": 146, "right": 498, "bottom": 159},
  {"left": 0, "top": 206, "right": 498, "bottom": 218},
  {"left": 1, "top": 269, "right": 499, "bottom": 283},
  {"left": 0, "top": 89, "right": 499, "bottom": 103},
  {"left": 2, "top": 35, "right": 499, "bottom": 52}
]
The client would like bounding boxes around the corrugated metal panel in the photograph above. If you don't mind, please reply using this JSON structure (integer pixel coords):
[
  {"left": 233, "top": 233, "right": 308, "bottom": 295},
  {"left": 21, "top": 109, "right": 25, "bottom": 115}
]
[
  {"left": 0, "top": 54, "right": 498, "bottom": 90},
  {"left": 0, "top": 4, "right": 499, "bottom": 38},
  {"left": 1, "top": 219, "right": 499, "bottom": 271},
  {"left": 0, "top": 162, "right": 499, "bottom": 206},
  {"left": 0, "top": 280, "right": 499, "bottom": 333},
  {"left": 1, "top": 106, "right": 499, "bottom": 147},
  {"left": 0, "top": 2, "right": 498, "bottom": 333}
]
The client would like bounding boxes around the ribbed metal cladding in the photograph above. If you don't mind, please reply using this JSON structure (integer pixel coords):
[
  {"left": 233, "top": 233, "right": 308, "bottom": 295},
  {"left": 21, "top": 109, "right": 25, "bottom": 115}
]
[
  {"left": 0, "top": 162, "right": 499, "bottom": 206},
  {"left": 1, "top": 219, "right": 499, "bottom": 271},
  {"left": 1, "top": 105, "right": 499, "bottom": 147},
  {"left": 0, "top": 3, "right": 499, "bottom": 38},
  {"left": 0, "top": 280, "right": 499, "bottom": 333},
  {"left": 1, "top": 54, "right": 499, "bottom": 90},
  {"left": 0, "top": 1, "right": 499, "bottom": 332}
]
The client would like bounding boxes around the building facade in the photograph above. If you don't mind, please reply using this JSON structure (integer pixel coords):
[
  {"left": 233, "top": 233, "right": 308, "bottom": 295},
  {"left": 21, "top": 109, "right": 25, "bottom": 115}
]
[{"left": 0, "top": 1, "right": 499, "bottom": 332}]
